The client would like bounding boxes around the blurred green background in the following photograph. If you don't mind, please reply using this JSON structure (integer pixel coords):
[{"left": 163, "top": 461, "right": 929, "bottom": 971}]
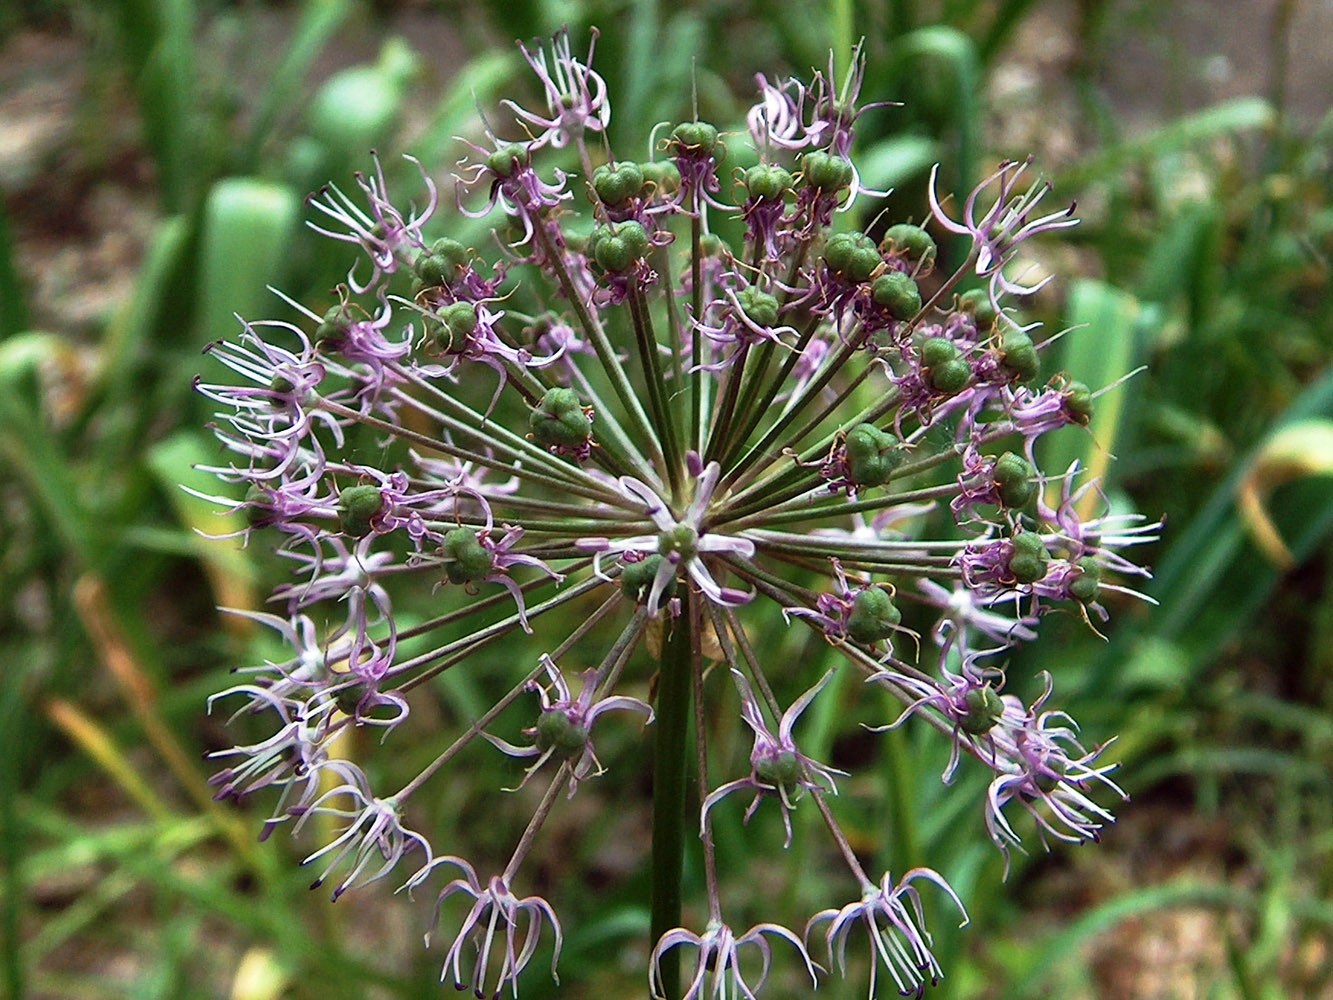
[{"left": 2, "top": 1, "right": 1332, "bottom": 998}]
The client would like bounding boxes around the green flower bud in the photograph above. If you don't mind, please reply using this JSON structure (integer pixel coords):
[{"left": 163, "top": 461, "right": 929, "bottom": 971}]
[
  {"left": 882, "top": 223, "right": 937, "bottom": 272},
  {"left": 1007, "top": 531, "right": 1049, "bottom": 584},
  {"left": 698, "top": 232, "right": 726, "bottom": 258},
  {"left": 314, "top": 304, "right": 349, "bottom": 347},
  {"left": 1000, "top": 328, "right": 1041, "bottom": 382},
  {"left": 529, "top": 387, "right": 592, "bottom": 450},
  {"left": 658, "top": 523, "right": 699, "bottom": 561},
  {"left": 823, "top": 232, "right": 880, "bottom": 283},
  {"left": 960, "top": 684, "right": 1005, "bottom": 735},
  {"left": 921, "top": 337, "right": 970, "bottom": 394},
  {"left": 591, "top": 220, "right": 650, "bottom": 274},
  {"left": 640, "top": 160, "right": 680, "bottom": 196},
  {"left": 843, "top": 423, "right": 903, "bottom": 489},
  {"left": 801, "top": 150, "right": 854, "bottom": 194},
  {"left": 992, "top": 452, "right": 1036, "bottom": 508},
  {"left": 743, "top": 163, "right": 793, "bottom": 202},
  {"left": 443, "top": 527, "right": 493, "bottom": 584},
  {"left": 1036, "top": 756, "right": 1067, "bottom": 793},
  {"left": 736, "top": 286, "right": 780, "bottom": 329},
  {"left": 871, "top": 271, "right": 921, "bottom": 320},
  {"left": 430, "top": 301, "right": 478, "bottom": 353},
  {"left": 413, "top": 237, "right": 471, "bottom": 286},
  {"left": 921, "top": 337, "right": 959, "bottom": 368},
  {"left": 846, "top": 587, "right": 901, "bottom": 644},
  {"left": 670, "top": 121, "right": 720, "bottom": 157},
  {"left": 333, "top": 680, "right": 368, "bottom": 717},
  {"left": 620, "top": 554, "right": 676, "bottom": 604},
  {"left": 1069, "top": 556, "right": 1101, "bottom": 603},
  {"left": 592, "top": 161, "right": 645, "bottom": 206},
  {"left": 535, "top": 710, "right": 589, "bottom": 756},
  {"left": 929, "top": 359, "right": 972, "bottom": 394},
  {"left": 755, "top": 749, "right": 803, "bottom": 789},
  {"left": 486, "top": 144, "right": 527, "bottom": 178},
  {"left": 244, "top": 485, "right": 276, "bottom": 529},
  {"left": 338, "top": 484, "right": 384, "bottom": 537},
  {"left": 1063, "top": 381, "right": 1094, "bottom": 425},
  {"left": 957, "top": 288, "right": 998, "bottom": 329}
]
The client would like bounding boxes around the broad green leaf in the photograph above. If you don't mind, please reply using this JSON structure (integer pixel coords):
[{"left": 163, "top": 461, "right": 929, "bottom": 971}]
[{"left": 199, "top": 178, "right": 300, "bottom": 347}]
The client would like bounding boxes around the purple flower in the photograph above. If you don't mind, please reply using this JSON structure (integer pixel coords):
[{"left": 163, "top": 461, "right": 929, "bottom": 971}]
[
  {"left": 485, "top": 655, "right": 652, "bottom": 795},
  {"left": 288, "top": 762, "right": 434, "bottom": 900},
  {"left": 701, "top": 669, "right": 844, "bottom": 847},
  {"left": 650, "top": 919, "right": 817, "bottom": 1000},
  {"left": 807, "top": 868, "right": 968, "bottom": 999},
  {"left": 306, "top": 153, "right": 437, "bottom": 294},
  {"left": 506, "top": 28, "right": 610, "bottom": 150},
  {"left": 428, "top": 861, "right": 563, "bottom": 998},
  {"left": 927, "top": 158, "right": 1079, "bottom": 313}
]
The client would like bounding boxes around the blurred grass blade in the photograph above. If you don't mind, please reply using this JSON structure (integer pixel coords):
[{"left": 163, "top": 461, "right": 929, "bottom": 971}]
[
  {"left": 1236, "top": 419, "right": 1333, "bottom": 568},
  {"left": 891, "top": 27, "right": 980, "bottom": 263},
  {"left": 1043, "top": 279, "right": 1141, "bottom": 498},
  {"left": 0, "top": 333, "right": 98, "bottom": 564},
  {"left": 137, "top": 0, "right": 199, "bottom": 211},
  {"left": 46, "top": 700, "right": 175, "bottom": 822},
  {"left": 856, "top": 135, "right": 937, "bottom": 195},
  {"left": 1057, "top": 97, "right": 1275, "bottom": 187},
  {"left": 199, "top": 178, "right": 300, "bottom": 348},
  {"left": 0, "top": 198, "right": 26, "bottom": 339},
  {"left": 243, "top": 0, "right": 353, "bottom": 163},
  {"left": 146, "top": 431, "right": 257, "bottom": 618}
]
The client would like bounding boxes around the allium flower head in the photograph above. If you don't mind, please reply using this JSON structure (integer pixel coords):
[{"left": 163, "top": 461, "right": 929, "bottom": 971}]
[{"left": 198, "top": 28, "right": 1156, "bottom": 998}]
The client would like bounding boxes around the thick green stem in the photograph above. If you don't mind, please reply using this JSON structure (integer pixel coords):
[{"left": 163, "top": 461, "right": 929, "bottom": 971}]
[{"left": 650, "top": 595, "right": 694, "bottom": 1000}]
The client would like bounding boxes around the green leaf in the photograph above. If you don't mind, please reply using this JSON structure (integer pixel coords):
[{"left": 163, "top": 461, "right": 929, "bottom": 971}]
[
  {"left": 198, "top": 178, "right": 300, "bottom": 347},
  {"left": 1043, "top": 278, "right": 1141, "bottom": 491}
]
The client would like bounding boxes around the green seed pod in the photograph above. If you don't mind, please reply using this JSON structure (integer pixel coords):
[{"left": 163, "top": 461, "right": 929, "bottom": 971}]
[
  {"left": 1069, "top": 556, "right": 1101, "bottom": 603},
  {"left": 743, "top": 163, "right": 793, "bottom": 202},
  {"left": 957, "top": 288, "right": 998, "bottom": 329},
  {"left": 823, "top": 232, "right": 879, "bottom": 283},
  {"left": 333, "top": 680, "right": 368, "bottom": 717},
  {"left": 443, "top": 527, "right": 493, "bottom": 584},
  {"left": 486, "top": 144, "right": 527, "bottom": 178},
  {"left": 592, "top": 220, "right": 650, "bottom": 273},
  {"left": 1000, "top": 328, "right": 1041, "bottom": 382},
  {"left": 882, "top": 223, "right": 937, "bottom": 273},
  {"left": 843, "top": 423, "right": 902, "bottom": 489},
  {"left": 535, "top": 710, "right": 590, "bottom": 756},
  {"left": 243, "top": 485, "right": 276, "bottom": 529},
  {"left": 755, "top": 749, "right": 803, "bottom": 789},
  {"left": 670, "top": 121, "right": 721, "bottom": 158},
  {"left": 1007, "top": 531, "right": 1049, "bottom": 584},
  {"left": 640, "top": 160, "right": 680, "bottom": 196},
  {"left": 801, "top": 150, "right": 854, "bottom": 194},
  {"left": 871, "top": 271, "right": 922, "bottom": 320},
  {"left": 658, "top": 523, "right": 699, "bottom": 561},
  {"left": 992, "top": 452, "right": 1036, "bottom": 508},
  {"left": 338, "top": 484, "right": 384, "bottom": 537},
  {"left": 736, "top": 286, "right": 780, "bottom": 329},
  {"left": 1063, "top": 381, "right": 1094, "bottom": 425},
  {"left": 960, "top": 684, "right": 1005, "bottom": 735},
  {"left": 592, "top": 161, "right": 645, "bottom": 206},
  {"left": 846, "top": 587, "right": 902, "bottom": 644},
  {"left": 921, "top": 337, "right": 959, "bottom": 368},
  {"left": 620, "top": 554, "right": 676, "bottom": 604},
  {"left": 928, "top": 359, "right": 972, "bottom": 394},
  {"left": 442, "top": 301, "right": 478, "bottom": 337},
  {"left": 698, "top": 232, "right": 726, "bottom": 258},
  {"left": 414, "top": 237, "right": 471, "bottom": 286},
  {"left": 314, "top": 304, "right": 349, "bottom": 348},
  {"left": 530, "top": 387, "right": 592, "bottom": 450}
]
